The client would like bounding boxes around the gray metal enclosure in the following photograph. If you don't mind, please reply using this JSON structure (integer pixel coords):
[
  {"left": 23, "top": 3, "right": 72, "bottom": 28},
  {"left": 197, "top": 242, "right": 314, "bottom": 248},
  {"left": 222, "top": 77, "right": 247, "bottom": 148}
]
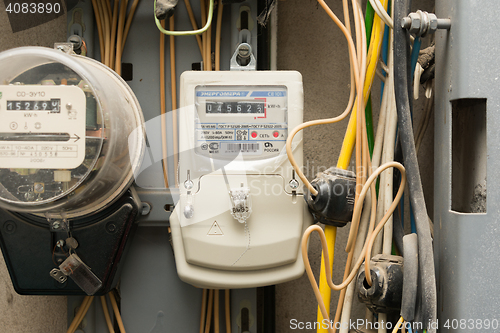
[{"left": 435, "top": 0, "right": 500, "bottom": 331}]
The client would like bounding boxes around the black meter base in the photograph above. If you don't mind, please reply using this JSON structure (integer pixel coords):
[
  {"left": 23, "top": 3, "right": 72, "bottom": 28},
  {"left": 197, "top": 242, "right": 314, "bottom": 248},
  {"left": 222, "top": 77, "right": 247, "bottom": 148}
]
[{"left": 0, "top": 191, "right": 140, "bottom": 296}]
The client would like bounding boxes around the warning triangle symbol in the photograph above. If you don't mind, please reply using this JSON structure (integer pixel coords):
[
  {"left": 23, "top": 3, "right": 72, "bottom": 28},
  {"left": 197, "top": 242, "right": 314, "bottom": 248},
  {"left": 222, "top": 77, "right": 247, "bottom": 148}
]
[{"left": 208, "top": 221, "right": 224, "bottom": 235}]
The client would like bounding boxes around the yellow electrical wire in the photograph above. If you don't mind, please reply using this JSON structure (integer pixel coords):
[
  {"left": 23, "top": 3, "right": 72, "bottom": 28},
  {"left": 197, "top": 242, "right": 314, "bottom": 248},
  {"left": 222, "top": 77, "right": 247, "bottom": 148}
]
[
  {"left": 393, "top": 317, "right": 405, "bottom": 333},
  {"left": 170, "top": 16, "right": 179, "bottom": 186},
  {"left": 160, "top": 19, "right": 170, "bottom": 188},
  {"left": 108, "top": 291, "right": 127, "bottom": 333},
  {"left": 100, "top": 295, "right": 116, "bottom": 333},
  {"left": 324, "top": 1, "right": 387, "bottom": 329},
  {"left": 184, "top": 0, "right": 204, "bottom": 57},
  {"left": 302, "top": 162, "right": 406, "bottom": 333},
  {"left": 337, "top": 0, "right": 388, "bottom": 170},
  {"left": 110, "top": 0, "right": 120, "bottom": 69},
  {"left": 91, "top": 0, "right": 105, "bottom": 62},
  {"left": 115, "top": 0, "right": 128, "bottom": 75},
  {"left": 225, "top": 290, "right": 231, "bottom": 333},
  {"left": 214, "top": 289, "right": 220, "bottom": 333},
  {"left": 204, "top": 289, "right": 214, "bottom": 333},
  {"left": 100, "top": 0, "right": 112, "bottom": 66},
  {"left": 215, "top": 1, "right": 223, "bottom": 71},
  {"left": 122, "top": 0, "right": 141, "bottom": 52},
  {"left": 67, "top": 296, "right": 94, "bottom": 333},
  {"left": 200, "top": 289, "right": 208, "bottom": 333}
]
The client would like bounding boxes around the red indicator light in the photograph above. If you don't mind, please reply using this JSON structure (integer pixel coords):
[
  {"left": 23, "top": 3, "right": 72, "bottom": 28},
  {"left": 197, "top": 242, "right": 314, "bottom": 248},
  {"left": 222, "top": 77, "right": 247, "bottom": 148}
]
[
  {"left": 251, "top": 131, "right": 258, "bottom": 138},
  {"left": 273, "top": 131, "right": 279, "bottom": 138}
]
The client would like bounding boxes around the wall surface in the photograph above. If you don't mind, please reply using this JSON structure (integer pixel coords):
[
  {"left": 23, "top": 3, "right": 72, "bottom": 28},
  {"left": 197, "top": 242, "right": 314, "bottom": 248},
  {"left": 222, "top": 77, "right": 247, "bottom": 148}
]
[{"left": 0, "top": 0, "right": 434, "bottom": 332}]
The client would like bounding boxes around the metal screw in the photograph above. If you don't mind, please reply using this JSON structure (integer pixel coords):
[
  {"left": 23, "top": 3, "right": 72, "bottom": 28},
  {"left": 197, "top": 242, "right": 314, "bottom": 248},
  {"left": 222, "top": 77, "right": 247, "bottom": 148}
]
[
  {"left": 56, "top": 240, "right": 65, "bottom": 248},
  {"left": 52, "top": 221, "right": 61, "bottom": 230},
  {"left": 289, "top": 179, "right": 299, "bottom": 190},
  {"left": 66, "top": 103, "right": 72, "bottom": 110},
  {"left": 68, "top": 35, "right": 83, "bottom": 51},
  {"left": 238, "top": 44, "right": 251, "bottom": 58},
  {"left": 34, "top": 183, "right": 44, "bottom": 193},
  {"left": 184, "top": 179, "right": 194, "bottom": 190}
]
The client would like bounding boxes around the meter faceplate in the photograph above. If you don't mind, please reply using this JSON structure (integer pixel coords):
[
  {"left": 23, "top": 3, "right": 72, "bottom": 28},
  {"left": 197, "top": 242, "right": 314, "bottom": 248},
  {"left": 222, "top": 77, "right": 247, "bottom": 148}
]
[
  {"left": 0, "top": 85, "right": 86, "bottom": 170},
  {"left": 194, "top": 85, "right": 287, "bottom": 160}
]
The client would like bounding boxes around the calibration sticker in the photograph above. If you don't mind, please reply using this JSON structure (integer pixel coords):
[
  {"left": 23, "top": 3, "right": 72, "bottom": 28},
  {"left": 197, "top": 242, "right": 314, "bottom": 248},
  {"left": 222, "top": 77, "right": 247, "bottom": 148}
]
[{"left": 0, "top": 85, "right": 86, "bottom": 169}]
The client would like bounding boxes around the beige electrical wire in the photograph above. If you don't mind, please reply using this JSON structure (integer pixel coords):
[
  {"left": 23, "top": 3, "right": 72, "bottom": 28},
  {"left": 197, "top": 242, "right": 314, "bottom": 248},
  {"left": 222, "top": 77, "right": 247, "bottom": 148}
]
[
  {"left": 204, "top": 289, "right": 214, "bottom": 333},
  {"left": 122, "top": 0, "right": 141, "bottom": 52},
  {"left": 110, "top": 0, "right": 120, "bottom": 69},
  {"left": 108, "top": 291, "right": 127, "bottom": 333},
  {"left": 302, "top": 162, "right": 406, "bottom": 333},
  {"left": 170, "top": 16, "right": 179, "bottom": 186},
  {"left": 103, "top": 0, "right": 112, "bottom": 21},
  {"left": 201, "top": 0, "right": 207, "bottom": 69},
  {"left": 286, "top": 0, "right": 361, "bottom": 196},
  {"left": 101, "top": 295, "right": 115, "bottom": 333},
  {"left": 214, "top": 289, "right": 220, "bottom": 333},
  {"left": 115, "top": 0, "right": 128, "bottom": 75},
  {"left": 67, "top": 296, "right": 94, "bottom": 333},
  {"left": 215, "top": 1, "right": 223, "bottom": 71},
  {"left": 184, "top": 0, "right": 204, "bottom": 57},
  {"left": 91, "top": 0, "right": 105, "bottom": 61},
  {"left": 225, "top": 290, "right": 231, "bottom": 333},
  {"left": 200, "top": 289, "right": 208, "bottom": 333},
  {"left": 99, "top": 0, "right": 112, "bottom": 66},
  {"left": 159, "top": 19, "right": 170, "bottom": 188},
  {"left": 206, "top": 12, "right": 212, "bottom": 71}
]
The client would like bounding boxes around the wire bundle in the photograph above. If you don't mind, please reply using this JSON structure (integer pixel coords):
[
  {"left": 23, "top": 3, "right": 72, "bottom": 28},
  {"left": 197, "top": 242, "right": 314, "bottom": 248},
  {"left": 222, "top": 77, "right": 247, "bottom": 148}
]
[
  {"left": 285, "top": 0, "right": 438, "bottom": 332},
  {"left": 67, "top": 291, "right": 126, "bottom": 333},
  {"left": 91, "top": 0, "right": 141, "bottom": 75}
]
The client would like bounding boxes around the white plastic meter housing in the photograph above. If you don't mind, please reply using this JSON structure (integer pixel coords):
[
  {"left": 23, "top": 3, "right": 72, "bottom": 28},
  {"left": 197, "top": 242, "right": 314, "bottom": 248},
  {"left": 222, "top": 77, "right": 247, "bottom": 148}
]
[
  {"left": 170, "top": 71, "right": 312, "bottom": 289},
  {"left": 0, "top": 47, "right": 145, "bottom": 219}
]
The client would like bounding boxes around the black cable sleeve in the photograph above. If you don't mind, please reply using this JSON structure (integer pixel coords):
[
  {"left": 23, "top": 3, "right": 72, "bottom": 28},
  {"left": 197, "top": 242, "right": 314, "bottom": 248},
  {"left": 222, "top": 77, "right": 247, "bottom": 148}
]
[
  {"left": 394, "top": 0, "right": 437, "bottom": 331},
  {"left": 401, "top": 233, "right": 419, "bottom": 321},
  {"left": 392, "top": 205, "right": 405, "bottom": 256}
]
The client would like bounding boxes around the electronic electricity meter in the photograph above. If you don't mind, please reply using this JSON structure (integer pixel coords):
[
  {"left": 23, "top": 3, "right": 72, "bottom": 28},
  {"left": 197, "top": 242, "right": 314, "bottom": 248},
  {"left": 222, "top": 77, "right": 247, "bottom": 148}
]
[
  {"left": 170, "top": 71, "right": 312, "bottom": 289},
  {"left": 0, "top": 47, "right": 145, "bottom": 295}
]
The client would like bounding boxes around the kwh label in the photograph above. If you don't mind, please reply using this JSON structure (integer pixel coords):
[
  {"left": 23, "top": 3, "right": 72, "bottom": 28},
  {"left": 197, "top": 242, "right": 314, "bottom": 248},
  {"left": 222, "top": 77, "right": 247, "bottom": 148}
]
[{"left": 208, "top": 221, "right": 223, "bottom": 235}]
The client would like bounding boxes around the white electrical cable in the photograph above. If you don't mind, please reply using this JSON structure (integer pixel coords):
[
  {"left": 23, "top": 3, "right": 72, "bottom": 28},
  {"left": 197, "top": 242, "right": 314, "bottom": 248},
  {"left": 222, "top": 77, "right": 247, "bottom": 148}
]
[
  {"left": 339, "top": 191, "right": 373, "bottom": 333},
  {"left": 381, "top": 32, "right": 397, "bottom": 256},
  {"left": 413, "top": 63, "right": 424, "bottom": 100},
  {"left": 368, "top": 0, "right": 393, "bottom": 29}
]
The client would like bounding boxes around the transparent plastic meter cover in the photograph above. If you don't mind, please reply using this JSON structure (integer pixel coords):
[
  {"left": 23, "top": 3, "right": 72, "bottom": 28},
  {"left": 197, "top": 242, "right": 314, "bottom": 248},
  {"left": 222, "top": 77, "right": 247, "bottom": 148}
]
[{"left": 0, "top": 47, "right": 145, "bottom": 219}]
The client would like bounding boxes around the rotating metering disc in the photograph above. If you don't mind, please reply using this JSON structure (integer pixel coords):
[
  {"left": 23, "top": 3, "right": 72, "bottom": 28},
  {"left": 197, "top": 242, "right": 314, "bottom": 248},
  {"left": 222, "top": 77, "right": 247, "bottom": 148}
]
[{"left": 0, "top": 47, "right": 145, "bottom": 219}]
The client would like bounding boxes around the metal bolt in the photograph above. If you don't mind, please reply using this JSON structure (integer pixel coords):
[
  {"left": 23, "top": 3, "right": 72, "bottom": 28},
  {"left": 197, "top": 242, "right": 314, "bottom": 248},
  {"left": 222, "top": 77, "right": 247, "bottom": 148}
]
[
  {"left": 56, "top": 240, "right": 65, "bottom": 248},
  {"left": 184, "top": 179, "right": 194, "bottom": 190},
  {"left": 289, "top": 179, "right": 299, "bottom": 190},
  {"left": 402, "top": 10, "right": 450, "bottom": 37},
  {"left": 52, "top": 221, "right": 61, "bottom": 230},
  {"left": 66, "top": 103, "right": 72, "bottom": 110}
]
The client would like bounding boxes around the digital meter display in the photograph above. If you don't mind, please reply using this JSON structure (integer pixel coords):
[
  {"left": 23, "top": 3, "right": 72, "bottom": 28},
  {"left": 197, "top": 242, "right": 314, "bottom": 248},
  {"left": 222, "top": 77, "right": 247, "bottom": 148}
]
[
  {"left": 195, "top": 85, "right": 288, "bottom": 160},
  {"left": 6, "top": 99, "right": 61, "bottom": 112},
  {"left": 205, "top": 101, "right": 265, "bottom": 114}
]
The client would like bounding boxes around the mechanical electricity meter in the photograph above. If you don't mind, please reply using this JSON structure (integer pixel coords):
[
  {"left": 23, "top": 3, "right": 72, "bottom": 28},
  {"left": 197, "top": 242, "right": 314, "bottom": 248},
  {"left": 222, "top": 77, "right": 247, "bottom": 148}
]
[
  {"left": 0, "top": 47, "right": 145, "bottom": 295},
  {"left": 170, "top": 71, "right": 312, "bottom": 289}
]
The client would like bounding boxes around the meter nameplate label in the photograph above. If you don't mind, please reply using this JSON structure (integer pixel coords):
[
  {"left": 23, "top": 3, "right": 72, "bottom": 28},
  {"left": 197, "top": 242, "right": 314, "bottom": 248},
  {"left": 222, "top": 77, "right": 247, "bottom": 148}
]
[
  {"left": 194, "top": 85, "right": 288, "bottom": 160},
  {"left": 0, "top": 85, "right": 86, "bottom": 169}
]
